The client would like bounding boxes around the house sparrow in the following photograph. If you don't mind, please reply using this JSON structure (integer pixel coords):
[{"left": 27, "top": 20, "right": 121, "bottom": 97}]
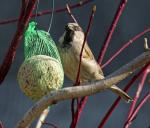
[{"left": 57, "top": 23, "right": 132, "bottom": 102}]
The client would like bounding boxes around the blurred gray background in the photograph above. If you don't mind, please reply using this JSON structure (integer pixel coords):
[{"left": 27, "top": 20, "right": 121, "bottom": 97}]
[{"left": 0, "top": 0, "right": 150, "bottom": 128}]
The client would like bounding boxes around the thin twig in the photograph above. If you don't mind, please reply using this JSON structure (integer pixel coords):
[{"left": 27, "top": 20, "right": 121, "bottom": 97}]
[
  {"left": 70, "top": 5, "right": 96, "bottom": 128},
  {"left": 144, "top": 38, "right": 150, "bottom": 50},
  {"left": 65, "top": 4, "right": 80, "bottom": 122},
  {"left": 125, "top": 66, "right": 150, "bottom": 128},
  {"left": 75, "top": 5, "right": 96, "bottom": 85},
  {"left": 35, "top": 107, "right": 50, "bottom": 128},
  {"left": 0, "top": 121, "right": 3, "bottom": 128},
  {"left": 124, "top": 92, "right": 150, "bottom": 128},
  {"left": 65, "top": 2, "right": 81, "bottom": 124},
  {"left": 98, "top": 62, "right": 150, "bottom": 128},
  {"left": 70, "top": 96, "right": 88, "bottom": 128},
  {"left": 97, "top": 0, "right": 128, "bottom": 65},
  {"left": 66, "top": 4, "right": 78, "bottom": 24},
  {"left": 102, "top": 28, "right": 150, "bottom": 68},
  {"left": 0, "top": 0, "right": 38, "bottom": 85},
  {"left": 127, "top": 65, "right": 150, "bottom": 119},
  {"left": 16, "top": 51, "right": 150, "bottom": 128},
  {"left": 0, "top": 0, "right": 94, "bottom": 25}
]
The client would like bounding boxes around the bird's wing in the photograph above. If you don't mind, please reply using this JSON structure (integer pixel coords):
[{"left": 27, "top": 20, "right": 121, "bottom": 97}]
[
  {"left": 82, "top": 41, "right": 95, "bottom": 60},
  {"left": 74, "top": 41, "right": 104, "bottom": 77}
]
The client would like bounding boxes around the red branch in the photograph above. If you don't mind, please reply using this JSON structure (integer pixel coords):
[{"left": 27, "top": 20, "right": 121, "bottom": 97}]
[
  {"left": 98, "top": 62, "right": 150, "bottom": 128},
  {"left": 71, "top": 99, "right": 75, "bottom": 121},
  {"left": 0, "top": 0, "right": 37, "bottom": 85},
  {"left": 75, "top": 5, "right": 96, "bottom": 85},
  {"left": 65, "top": 1, "right": 84, "bottom": 123},
  {"left": 97, "top": 0, "right": 128, "bottom": 65},
  {"left": 102, "top": 28, "right": 150, "bottom": 68},
  {"left": 125, "top": 65, "right": 150, "bottom": 128},
  {"left": 70, "top": 5, "right": 96, "bottom": 128},
  {"left": 0, "top": 0, "right": 94, "bottom": 25},
  {"left": 0, "top": 121, "right": 3, "bottom": 128},
  {"left": 70, "top": 97, "right": 88, "bottom": 128},
  {"left": 125, "top": 92, "right": 150, "bottom": 128}
]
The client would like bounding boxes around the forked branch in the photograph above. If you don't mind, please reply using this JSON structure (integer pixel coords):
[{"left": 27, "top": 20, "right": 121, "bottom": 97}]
[{"left": 16, "top": 51, "right": 150, "bottom": 128}]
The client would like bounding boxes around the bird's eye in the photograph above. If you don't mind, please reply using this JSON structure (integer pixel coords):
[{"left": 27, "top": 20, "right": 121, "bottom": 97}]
[
  {"left": 65, "top": 25, "right": 69, "bottom": 31},
  {"left": 74, "top": 26, "right": 78, "bottom": 31}
]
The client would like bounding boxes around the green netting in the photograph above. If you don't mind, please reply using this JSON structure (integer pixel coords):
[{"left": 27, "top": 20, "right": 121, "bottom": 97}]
[{"left": 24, "top": 21, "right": 61, "bottom": 62}]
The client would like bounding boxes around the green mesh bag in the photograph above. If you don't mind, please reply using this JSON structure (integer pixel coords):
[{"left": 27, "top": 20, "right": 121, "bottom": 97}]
[
  {"left": 17, "top": 21, "right": 64, "bottom": 100},
  {"left": 24, "top": 21, "right": 61, "bottom": 62}
]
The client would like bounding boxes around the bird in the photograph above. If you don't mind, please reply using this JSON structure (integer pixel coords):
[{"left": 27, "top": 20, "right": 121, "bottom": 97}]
[{"left": 57, "top": 22, "right": 132, "bottom": 103}]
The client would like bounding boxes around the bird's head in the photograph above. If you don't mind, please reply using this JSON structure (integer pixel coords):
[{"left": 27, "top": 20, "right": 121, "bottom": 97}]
[{"left": 59, "top": 23, "right": 84, "bottom": 48}]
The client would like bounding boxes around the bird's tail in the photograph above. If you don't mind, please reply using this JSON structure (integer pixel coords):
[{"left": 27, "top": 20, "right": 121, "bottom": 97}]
[{"left": 109, "top": 85, "right": 133, "bottom": 103}]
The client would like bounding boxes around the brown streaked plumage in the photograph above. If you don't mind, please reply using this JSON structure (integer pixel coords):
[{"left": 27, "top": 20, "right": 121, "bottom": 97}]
[{"left": 58, "top": 23, "right": 132, "bottom": 103}]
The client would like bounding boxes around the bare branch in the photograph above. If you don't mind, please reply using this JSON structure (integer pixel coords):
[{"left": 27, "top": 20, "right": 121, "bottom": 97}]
[
  {"left": 16, "top": 51, "right": 150, "bottom": 128},
  {"left": 144, "top": 38, "right": 150, "bottom": 50},
  {"left": 66, "top": 4, "right": 78, "bottom": 24},
  {"left": 35, "top": 107, "right": 50, "bottom": 128}
]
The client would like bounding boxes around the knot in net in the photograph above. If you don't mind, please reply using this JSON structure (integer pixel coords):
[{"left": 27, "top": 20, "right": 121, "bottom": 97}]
[{"left": 24, "top": 21, "right": 61, "bottom": 62}]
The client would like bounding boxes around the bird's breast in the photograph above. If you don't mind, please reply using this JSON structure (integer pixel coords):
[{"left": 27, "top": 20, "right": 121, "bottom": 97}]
[
  {"left": 58, "top": 46, "right": 104, "bottom": 83},
  {"left": 59, "top": 48, "right": 79, "bottom": 81}
]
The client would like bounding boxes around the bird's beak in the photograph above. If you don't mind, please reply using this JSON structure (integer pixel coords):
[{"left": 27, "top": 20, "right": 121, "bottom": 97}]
[{"left": 65, "top": 25, "right": 70, "bottom": 31}]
